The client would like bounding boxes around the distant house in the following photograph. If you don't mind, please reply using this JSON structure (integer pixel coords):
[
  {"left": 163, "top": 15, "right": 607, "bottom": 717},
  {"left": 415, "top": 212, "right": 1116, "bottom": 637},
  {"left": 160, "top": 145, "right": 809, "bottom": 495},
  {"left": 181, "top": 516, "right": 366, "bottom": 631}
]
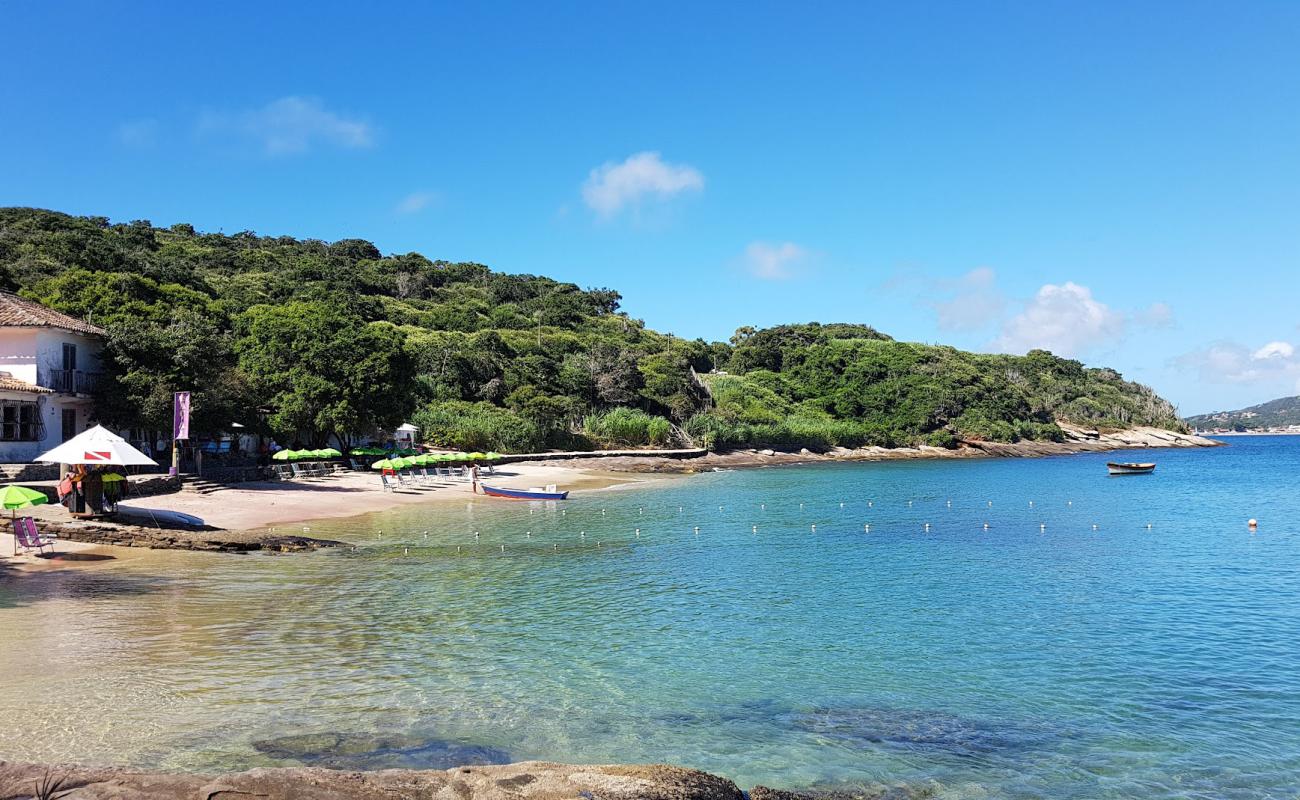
[{"left": 0, "top": 292, "right": 105, "bottom": 462}]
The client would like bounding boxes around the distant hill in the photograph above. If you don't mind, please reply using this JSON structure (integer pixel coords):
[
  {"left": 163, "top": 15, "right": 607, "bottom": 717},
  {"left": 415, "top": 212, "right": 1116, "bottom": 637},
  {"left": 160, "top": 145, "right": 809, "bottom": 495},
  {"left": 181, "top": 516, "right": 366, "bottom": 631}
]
[
  {"left": 1186, "top": 395, "right": 1300, "bottom": 431},
  {"left": 0, "top": 207, "right": 1188, "bottom": 452}
]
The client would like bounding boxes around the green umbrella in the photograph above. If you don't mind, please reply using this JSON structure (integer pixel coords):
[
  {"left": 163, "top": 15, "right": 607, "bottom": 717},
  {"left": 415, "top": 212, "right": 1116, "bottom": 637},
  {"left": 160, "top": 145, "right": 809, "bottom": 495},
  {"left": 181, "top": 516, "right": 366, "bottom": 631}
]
[
  {"left": 322, "top": 448, "right": 343, "bottom": 458},
  {"left": 0, "top": 484, "right": 49, "bottom": 510},
  {"left": 484, "top": 452, "right": 502, "bottom": 460},
  {"left": 467, "top": 452, "right": 487, "bottom": 462},
  {"left": 271, "top": 450, "right": 293, "bottom": 461},
  {"left": 1, "top": 484, "right": 48, "bottom": 556},
  {"left": 371, "top": 459, "right": 395, "bottom": 470}
]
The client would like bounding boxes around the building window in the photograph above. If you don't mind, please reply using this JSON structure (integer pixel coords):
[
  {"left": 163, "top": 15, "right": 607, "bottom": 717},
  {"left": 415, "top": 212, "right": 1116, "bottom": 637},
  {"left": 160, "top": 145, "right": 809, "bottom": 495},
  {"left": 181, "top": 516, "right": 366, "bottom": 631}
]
[{"left": 0, "top": 402, "right": 44, "bottom": 442}]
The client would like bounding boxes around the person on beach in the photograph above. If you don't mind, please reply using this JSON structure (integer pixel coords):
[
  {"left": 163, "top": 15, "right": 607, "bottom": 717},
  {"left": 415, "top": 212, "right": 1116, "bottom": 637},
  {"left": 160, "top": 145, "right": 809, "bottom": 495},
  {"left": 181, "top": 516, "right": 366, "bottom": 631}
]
[{"left": 471, "top": 463, "right": 480, "bottom": 493}]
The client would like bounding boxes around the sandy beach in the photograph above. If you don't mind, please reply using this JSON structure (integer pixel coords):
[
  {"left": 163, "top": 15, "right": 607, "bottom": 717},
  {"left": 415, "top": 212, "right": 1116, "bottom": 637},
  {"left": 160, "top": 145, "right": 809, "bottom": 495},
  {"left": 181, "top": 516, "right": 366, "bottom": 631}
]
[{"left": 0, "top": 462, "right": 666, "bottom": 567}]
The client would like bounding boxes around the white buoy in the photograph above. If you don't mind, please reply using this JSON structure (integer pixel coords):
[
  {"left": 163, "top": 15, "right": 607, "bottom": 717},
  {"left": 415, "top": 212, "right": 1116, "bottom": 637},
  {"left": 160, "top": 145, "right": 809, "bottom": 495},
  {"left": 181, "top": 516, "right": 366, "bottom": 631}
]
[
  {"left": 1029, "top": 501, "right": 1035, "bottom": 508},
  {"left": 562, "top": 509, "right": 566, "bottom": 516},
  {"left": 1040, "top": 523, "right": 1046, "bottom": 532},
  {"left": 1146, "top": 523, "right": 1153, "bottom": 530},
  {"left": 694, "top": 526, "right": 699, "bottom": 536},
  {"left": 580, "top": 531, "right": 585, "bottom": 539},
  {"left": 457, "top": 546, "right": 461, "bottom": 553},
  {"left": 1092, "top": 524, "right": 1098, "bottom": 530},
  {"left": 946, "top": 500, "right": 952, "bottom": 508},
  {"left": 601, "top": 509, "right": 606, "bottom": 515},
  {"left": 474, "top": 531, "right": 480, "bottom": 539},
  {"left": 811, "top": 524, "right": 816, "bottom": 532},
  {"left": 500, "top": 545, "right": 505, "bottom": 553},
  {"left": 719, "top": 505, "right": 724, "bottom": 512},
  {"left": 761, "top": 503, "right": 766, "bottom": 511},
  {"left": 554, "top": 543, "right": 558, "bottom": 551},
  {"left": 865, "top": 523, "right": 870, "bottom": 532},
  {"left": 908, "top": 501, "right": 913, "bottom": 507},
  {"left": 840, "top": 502, "right": 844, "bottom": 509},
  {"left": 404, "top": 547, "right": 408, "bottom": 556},
  {"left": 639, "top": 508, "right": 643, "bottom": 515},
  {"left": 1248, "top": 518, "right": 1258, "bottom": 529},
  {"left": 983, "top": 523, "right": 989, "bottom": 531},
  {"left": 636, "top": 529, "right": 640, "bottom": 537},
  {"left": 752, "top": 525, "right": 757, "bottom": 533},
  {"left": 679, "top": 506, "right": 683, "bottom": 513},
  {"left": 868, "top": 501, "right": 873, "bottom": 508},
  {"left": 924, "top": 523, "right": 930, "bottom": 532},
  {"left": 1067, "top": 501, "right": 1072, "bottom": 506},
  {"left": 800, "top": 503, "right": 804, "bottom": 510},
  {"left": 526, "top": 531, "right": 531, "bottom": 538},
  {"left": 988, "top": 501, "right": 992, "bottom": 507}
]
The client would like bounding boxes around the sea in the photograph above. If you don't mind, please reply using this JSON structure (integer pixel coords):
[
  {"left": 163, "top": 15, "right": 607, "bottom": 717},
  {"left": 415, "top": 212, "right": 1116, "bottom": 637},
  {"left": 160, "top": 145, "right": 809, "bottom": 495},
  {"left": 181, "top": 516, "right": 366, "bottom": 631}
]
[{"left": 2, "top": 436, "right": 1298, "bottom": 798}]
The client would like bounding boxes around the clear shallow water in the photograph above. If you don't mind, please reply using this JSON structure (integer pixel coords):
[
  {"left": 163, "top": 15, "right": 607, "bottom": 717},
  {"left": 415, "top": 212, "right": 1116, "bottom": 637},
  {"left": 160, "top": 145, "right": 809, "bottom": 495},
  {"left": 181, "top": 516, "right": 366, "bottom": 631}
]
[{"left": 2, "top": 437, "right": 1299, "bottom": 798}]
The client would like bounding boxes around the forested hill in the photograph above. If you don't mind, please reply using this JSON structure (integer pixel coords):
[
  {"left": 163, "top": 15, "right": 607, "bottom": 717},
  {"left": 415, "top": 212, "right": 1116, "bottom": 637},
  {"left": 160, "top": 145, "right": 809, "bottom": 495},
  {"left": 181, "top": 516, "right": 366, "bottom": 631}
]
[
  {"left": 0, "top": 208, "right": 1185, "bottom": 452},
  {"left": 1185, "top": 395, "right": 1300, "bottom": 431}
]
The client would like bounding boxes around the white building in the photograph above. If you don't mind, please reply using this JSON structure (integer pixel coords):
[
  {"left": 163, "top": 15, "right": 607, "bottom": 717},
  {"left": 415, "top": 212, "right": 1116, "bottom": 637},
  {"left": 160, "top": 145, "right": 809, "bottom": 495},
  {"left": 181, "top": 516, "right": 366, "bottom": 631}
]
[{"left": 0, "top": 292, "right": 105, "bottom": 463}]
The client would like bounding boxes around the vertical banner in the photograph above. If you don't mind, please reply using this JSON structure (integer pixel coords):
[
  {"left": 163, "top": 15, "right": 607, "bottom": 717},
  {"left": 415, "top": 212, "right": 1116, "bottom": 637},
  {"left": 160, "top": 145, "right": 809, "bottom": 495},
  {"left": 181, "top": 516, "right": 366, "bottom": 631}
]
[{"left": 173, "top": 391, "right": 191, "bottom": 440}]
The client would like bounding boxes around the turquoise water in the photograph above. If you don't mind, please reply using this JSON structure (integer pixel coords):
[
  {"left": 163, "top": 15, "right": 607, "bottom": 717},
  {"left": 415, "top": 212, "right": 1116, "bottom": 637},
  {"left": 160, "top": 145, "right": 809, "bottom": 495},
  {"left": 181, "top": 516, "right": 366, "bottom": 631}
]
[{"left": 2, "top": 437, "right": 1299, "bottom": 797}]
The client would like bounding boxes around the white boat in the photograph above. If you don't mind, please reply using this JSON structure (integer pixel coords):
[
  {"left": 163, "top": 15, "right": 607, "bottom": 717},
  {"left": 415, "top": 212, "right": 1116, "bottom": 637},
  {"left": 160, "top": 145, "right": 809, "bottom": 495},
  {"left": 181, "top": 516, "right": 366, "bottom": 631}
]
[{"left": 1107, "top": 462, "right": 1155, "bottom": 475}]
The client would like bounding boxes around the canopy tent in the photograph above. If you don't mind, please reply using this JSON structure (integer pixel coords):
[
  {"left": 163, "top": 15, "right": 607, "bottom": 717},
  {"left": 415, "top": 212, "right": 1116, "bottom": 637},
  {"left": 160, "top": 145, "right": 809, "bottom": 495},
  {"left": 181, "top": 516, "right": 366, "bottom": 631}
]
[{"left": 36, "top": 425, "right": 159, "bottom": 467}]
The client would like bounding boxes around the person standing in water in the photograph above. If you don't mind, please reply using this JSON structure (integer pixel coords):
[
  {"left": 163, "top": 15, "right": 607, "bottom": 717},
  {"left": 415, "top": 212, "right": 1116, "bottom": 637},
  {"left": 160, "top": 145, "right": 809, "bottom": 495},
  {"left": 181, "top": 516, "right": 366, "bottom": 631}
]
[{"left": 471, "top": 463, "right": 480, "bottom": 494}]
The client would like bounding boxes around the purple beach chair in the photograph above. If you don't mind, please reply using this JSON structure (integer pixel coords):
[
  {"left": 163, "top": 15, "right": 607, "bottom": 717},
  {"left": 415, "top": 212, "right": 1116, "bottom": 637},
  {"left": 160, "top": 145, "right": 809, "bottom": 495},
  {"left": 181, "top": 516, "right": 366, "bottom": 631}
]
[{"left": 13, "top": 517, "right": 55, "bottom": 555}]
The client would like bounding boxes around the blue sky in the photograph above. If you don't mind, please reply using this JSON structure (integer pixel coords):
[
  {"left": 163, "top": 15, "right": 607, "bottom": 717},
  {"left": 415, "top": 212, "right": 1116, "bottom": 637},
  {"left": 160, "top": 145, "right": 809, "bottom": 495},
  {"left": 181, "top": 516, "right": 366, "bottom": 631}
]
[{"left": 3, "top": 1, "right": 1298, "bottom": 415}]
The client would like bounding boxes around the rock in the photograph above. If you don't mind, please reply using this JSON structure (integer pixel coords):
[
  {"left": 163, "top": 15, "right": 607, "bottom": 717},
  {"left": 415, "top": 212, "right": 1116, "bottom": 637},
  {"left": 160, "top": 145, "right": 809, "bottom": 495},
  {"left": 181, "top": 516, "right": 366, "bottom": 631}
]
[
  {"left": 252, "top": 731, "right": 510, "bottom": 770},
  {"left": 760, "top": 449, "right": 776, "bottom": 456},
  {"left": 0, "top": 761, "right": 746, "bottom": 800}
]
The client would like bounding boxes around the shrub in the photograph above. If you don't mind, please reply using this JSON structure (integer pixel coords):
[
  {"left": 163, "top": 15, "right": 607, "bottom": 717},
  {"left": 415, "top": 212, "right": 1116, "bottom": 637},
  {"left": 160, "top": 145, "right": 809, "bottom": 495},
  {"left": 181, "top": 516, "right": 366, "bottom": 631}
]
[
  {"left": 413, "top": 400, "right": 543, "bottom": 452},
  {"left": 582, "top": 407, "right": 673, "bottom": 447}
]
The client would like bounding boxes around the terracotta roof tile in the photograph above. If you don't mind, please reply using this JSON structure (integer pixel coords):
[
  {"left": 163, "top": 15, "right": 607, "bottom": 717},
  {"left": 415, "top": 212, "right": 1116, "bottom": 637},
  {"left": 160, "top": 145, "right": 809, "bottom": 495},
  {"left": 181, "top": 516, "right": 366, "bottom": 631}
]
[
  {"left": 0, "top": 292, "right": 106, "bottom": 336},
  {"left": 0, "top": 376, "right": 53, "bottom": 394}
]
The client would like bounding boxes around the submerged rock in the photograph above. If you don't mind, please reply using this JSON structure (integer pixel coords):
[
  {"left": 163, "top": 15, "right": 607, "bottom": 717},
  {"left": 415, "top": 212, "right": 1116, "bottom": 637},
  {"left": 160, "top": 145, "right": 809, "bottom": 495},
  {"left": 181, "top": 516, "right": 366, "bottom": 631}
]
[
  {"left": 785, "top": 706, "right": 1051, "bottom": 758},
  {"left": 750, "top": 782, "right": 941, "bottom": 800},
  {"left": 251, "top": 730, "right": 510, "bottom": 770}
]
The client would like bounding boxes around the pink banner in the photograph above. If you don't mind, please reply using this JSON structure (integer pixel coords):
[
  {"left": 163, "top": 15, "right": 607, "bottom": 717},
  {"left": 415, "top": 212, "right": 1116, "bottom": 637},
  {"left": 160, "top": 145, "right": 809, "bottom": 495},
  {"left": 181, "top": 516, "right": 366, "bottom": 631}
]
[{"left": 173, "top": 391, "right": 191, "bottom": 440}]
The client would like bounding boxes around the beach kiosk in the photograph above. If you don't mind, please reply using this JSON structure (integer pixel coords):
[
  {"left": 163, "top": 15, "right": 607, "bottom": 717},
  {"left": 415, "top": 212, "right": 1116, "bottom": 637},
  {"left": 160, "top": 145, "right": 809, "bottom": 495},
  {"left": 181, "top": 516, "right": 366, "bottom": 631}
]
[{"left": 35, "top": 425, "right": 158, "bottom": 518}]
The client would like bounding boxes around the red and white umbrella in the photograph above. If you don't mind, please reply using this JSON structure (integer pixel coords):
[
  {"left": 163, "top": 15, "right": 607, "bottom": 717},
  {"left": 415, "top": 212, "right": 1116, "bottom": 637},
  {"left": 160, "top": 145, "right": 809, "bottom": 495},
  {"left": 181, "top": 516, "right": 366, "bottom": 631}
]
[{"left": 36, "top": 425, "right": 159, "bottom": 467}]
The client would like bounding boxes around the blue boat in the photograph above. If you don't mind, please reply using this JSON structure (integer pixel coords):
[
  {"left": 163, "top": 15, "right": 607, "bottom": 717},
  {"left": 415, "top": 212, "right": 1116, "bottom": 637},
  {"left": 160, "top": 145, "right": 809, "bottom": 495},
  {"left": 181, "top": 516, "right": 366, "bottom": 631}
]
[{"left": 481, "top": 484, "right": 569, "bottom": 500}]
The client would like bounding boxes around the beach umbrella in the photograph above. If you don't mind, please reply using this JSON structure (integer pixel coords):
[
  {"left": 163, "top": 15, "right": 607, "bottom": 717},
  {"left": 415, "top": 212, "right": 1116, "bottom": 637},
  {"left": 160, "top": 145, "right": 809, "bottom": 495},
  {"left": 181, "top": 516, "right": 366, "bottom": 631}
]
[
  {"left": 271, "top": 450, "right": 293, "bottom": 461},
  {"left": 322, "top": 448, "right": 343, "bottom": 458},
  {"left": 370, "top": 459, "right": 394, "bottom": 470},
  {"left": 36, "top": 425, "right": 158, "bottom": 467},
  {"left": 484, "top": 452, "right": 502, "bottom": 461},
  {"left": 467, "top": 452, "right": 486, "bottom": 462},
  {"left": 0, "top": 484, "right": 48, "bottom": 511},
  {"left": 0, "top": 484, "right": 48, "bottom": 556}
]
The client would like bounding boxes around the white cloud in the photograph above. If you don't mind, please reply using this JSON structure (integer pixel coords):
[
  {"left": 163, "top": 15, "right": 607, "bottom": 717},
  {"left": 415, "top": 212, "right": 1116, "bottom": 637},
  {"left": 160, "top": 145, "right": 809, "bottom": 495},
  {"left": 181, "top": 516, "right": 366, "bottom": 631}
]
[
  {"left": 1252, "top": 340, "right": 1295, "bottom": 361},
  {"left": 395, "top": 190, "right": 438, "bottom": 215},
  {"left": 115, "top": 118, "right": 158, "bottom": 148},
  {"left": 990, "top": 282, "right": 1127, "bottom": 357},
  {"left": 741, "top": 241, "right": 808, "bottom": 280},
  {"left": 581, "top": 151, "right": 703, "bottom": 218},
  {"left": 1175, "top": 339, "right": 1300, "bottom": 389},
  {"left": 931, "top": 267, "right": 1006, "bottom": 331},
  {"left": 198, "top": 96, "right": 374, "bottom": 156}
]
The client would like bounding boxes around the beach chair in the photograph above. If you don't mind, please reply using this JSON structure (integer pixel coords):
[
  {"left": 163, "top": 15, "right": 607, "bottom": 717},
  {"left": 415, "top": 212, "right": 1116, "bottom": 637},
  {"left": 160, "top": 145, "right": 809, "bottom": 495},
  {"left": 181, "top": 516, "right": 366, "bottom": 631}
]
[
  {"left": 379, "top": 473, "right": 396, "bottom": 492},
  {"left": 13, "top": 517, "right": 55, "bottom": 555}
]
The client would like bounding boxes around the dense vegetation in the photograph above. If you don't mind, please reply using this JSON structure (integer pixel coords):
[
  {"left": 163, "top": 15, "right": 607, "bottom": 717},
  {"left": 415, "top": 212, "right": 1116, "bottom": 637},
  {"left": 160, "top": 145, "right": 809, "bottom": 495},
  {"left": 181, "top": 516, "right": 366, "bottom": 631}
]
[
  {"left": 1185, "top": 395, "right": 1300, "bottom": 431},
  {"left": 0, "top": 208, "right": 1185, "bottom": 453}
]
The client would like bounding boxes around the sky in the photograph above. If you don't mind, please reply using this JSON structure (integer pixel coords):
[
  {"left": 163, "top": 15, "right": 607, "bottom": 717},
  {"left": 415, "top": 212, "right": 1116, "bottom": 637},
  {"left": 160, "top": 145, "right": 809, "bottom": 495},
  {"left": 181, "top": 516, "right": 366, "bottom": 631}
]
[{"left": 3, "top": 1, "right": 1298, "bottom": 416}]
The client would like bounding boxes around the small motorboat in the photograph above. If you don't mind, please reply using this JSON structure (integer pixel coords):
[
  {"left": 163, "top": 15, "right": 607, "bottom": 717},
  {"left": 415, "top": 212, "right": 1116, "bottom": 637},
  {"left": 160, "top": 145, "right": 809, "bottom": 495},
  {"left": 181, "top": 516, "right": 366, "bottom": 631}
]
[
  {"left": 1107, "top": 462, "right": 1156, "bottom": 475},
  {"left": 481, "top": 484, "right": 569, "bottom": 500}
]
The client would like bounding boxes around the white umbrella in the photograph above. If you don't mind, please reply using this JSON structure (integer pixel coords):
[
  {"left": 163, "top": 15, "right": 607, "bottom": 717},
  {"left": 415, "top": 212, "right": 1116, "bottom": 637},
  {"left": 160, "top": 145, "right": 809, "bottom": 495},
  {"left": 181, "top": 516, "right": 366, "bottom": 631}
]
[{"left": 36, "top": 424, "right": 159, "bottom": 466}]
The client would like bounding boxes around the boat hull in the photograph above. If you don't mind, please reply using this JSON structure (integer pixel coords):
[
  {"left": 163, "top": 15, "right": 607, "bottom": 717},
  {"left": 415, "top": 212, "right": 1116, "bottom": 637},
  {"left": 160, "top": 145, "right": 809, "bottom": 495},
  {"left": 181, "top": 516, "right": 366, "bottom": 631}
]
[
  {"left": 1107, "top": 462, "right": 1156, "bottom": 475},
  {"left": 481, "top": 485, "right": 569, "bottom": 500}
]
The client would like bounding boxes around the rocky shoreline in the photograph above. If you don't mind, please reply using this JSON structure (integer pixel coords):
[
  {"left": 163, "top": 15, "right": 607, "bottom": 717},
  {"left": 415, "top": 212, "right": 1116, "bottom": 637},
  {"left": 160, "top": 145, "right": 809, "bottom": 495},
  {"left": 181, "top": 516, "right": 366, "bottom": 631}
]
[
  {"left": 517, "top": 425, "right": 1222, "bottom": 474},
  {"left": 9, "top": 516, "right": 341, "bottom": 554},
  {"left": 0, "top": 760, "right": 891, "bottom": 800}
]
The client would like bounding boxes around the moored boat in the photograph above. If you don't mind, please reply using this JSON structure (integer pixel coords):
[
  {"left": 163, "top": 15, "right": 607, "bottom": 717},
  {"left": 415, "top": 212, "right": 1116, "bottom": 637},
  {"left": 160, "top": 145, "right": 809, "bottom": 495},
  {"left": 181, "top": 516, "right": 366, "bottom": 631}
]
[
  {"left": 481, "top": 484, "right": 569, "bottom": 500},
  {"left": 1107, "top": 462, "right": 1156, "bottom": 475}
]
